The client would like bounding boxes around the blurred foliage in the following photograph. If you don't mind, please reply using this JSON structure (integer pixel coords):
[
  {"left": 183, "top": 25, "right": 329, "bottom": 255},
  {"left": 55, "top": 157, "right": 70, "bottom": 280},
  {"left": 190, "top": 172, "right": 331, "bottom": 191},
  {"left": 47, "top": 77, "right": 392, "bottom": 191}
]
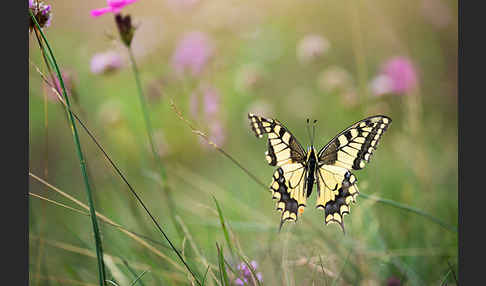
[{"left": 29, "top": 0, "right": 457, "bottom": 285}]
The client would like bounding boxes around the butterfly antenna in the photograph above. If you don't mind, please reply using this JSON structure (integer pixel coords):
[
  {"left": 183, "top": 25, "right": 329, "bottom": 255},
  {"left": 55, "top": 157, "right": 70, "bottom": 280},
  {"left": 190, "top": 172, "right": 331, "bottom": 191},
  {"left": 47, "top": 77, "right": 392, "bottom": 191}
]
[
  {"left": 312, "top": 119, "right": 317, "bottom": 146},
  {"left": 306, "top": 118, "right": 312, "bottom": 144}
]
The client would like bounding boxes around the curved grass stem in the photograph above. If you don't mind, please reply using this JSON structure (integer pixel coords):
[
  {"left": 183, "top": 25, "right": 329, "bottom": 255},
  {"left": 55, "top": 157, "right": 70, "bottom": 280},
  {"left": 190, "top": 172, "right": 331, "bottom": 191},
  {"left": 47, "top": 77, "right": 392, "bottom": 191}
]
[{"left": 30, "top": 12, "right": 107, "bottom": 286}]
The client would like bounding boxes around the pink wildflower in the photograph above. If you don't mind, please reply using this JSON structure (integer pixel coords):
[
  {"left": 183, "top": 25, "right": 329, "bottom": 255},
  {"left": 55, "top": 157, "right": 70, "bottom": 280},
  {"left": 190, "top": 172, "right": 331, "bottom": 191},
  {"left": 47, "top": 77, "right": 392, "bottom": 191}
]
[
  {"left": 371, "top": 56, "right": 418, "bottom": 96},
  {"left": 171, "top": 31, "right": 213, "bottom": 77},
  {"left": 90, "top": 51, "right": 123, "bottom": 75},
  {"left": 91, "top": 0, "right": 139, "bottom": 17}
]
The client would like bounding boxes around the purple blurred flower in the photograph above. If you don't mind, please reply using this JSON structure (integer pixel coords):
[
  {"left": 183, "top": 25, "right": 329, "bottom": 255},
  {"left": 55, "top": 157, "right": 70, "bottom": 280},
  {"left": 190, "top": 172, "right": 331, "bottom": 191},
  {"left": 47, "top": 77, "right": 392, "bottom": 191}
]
[
  {"left": 190, "top": 84, "right": 226, "bottom": 148},
  {"left": 203, "top": 86, "right": 220, "bottom": 117},
  {"left": 208, "top": 120, "right": 225, "bottom": 147},
  {"left": 371, "top": 57, "right": 418, "bottom": 96},
  {"left": 90, "top": 51, "right": 124, "bottom": 75},
  {"left": 234, "top": 261, "right": 263, "bottom": 286},
  {"left": 29, "top": 0, "right": 52, "bottom": 31},
  {"left": 91, "top": 0, "right": 139, "bottom": 17},
  {"left": 171, "top": 31, "right": 213, "bottom": 77},
  {"left": 296, "top": 34, "right": 330, "bottom": 64},
  {"left": 189, "top": 84, "right": 221, "bottom": 120}
]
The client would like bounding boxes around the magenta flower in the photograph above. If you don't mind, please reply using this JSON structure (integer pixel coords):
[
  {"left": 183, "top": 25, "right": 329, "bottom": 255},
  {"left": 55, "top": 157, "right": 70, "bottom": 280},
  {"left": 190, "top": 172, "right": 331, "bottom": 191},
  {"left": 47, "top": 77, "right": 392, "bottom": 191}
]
[
  {"left": 90, "top": 51, "right": 123, "bottom": 75},
  {"left": 371, "top": 56, "right": 418, "bottom": 96},
  {"left": 91, "top": 0, "right": 139, "bottom": 17},
  {"left": 171, "top": 31, "right": 213, "bottom": 77}
]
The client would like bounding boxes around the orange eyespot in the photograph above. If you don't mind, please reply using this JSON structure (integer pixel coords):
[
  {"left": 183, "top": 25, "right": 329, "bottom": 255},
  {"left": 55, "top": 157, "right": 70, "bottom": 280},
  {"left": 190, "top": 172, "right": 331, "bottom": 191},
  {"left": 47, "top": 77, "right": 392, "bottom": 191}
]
[{"left": 298, "top": 206, "right": 305, "bottom": 214}]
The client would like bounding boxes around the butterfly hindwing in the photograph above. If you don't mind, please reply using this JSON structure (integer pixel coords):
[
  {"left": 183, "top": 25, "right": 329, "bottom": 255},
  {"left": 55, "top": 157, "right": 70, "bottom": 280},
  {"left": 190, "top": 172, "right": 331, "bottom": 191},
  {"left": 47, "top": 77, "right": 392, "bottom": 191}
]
[
  {"left": 315, "top": 164, "right": 359, "bottom": 233},
  {"left": 318, "top": 115, "right": 391, "bottom": 170},
  {"left": 249, "top": 113, "right": 308, "bottom": 224}
]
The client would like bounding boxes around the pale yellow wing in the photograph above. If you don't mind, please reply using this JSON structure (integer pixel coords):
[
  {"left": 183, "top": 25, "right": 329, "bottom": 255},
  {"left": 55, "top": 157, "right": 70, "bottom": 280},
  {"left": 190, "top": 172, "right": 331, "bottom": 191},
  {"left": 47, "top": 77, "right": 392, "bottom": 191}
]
[{"left": 269, "top": 164, "right": 307, "bottom": 226}]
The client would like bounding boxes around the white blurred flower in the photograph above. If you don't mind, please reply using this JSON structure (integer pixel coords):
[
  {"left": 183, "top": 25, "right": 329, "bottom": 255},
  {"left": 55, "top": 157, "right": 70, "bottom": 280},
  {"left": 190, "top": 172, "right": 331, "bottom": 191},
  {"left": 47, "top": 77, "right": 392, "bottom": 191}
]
[
  {"left": 316, "top": 66, "right": 353, "bottom": 92},
  {"left": 296, "top": 34, "right": 330, "bottom": 64},
  {"left": 369, "top": 74, "right": 393, "bottom": 96},
  {"left": 90, "top": 51, "right": 123, "bottom": 75}
]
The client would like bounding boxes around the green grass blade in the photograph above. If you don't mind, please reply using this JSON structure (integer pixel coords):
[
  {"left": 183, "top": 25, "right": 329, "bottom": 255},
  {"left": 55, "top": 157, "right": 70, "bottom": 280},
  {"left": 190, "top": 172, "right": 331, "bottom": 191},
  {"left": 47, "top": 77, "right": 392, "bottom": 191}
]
[
  {"left": 30, "top": 12, "right": 106, "bottom": 286},
  {"left": 212, "top": 196, "right": 235, "bottom": 259},
  {"left": 202, "top": 265, "right": 211, "bottom": 286},
  {"left": 126, "top": 46, "right": 182, "bottom": 238},
  {"left": 360, "top": 193, "right": 457, "bottom": 232},
  {"left": 216, "top": 243, "right": 230, "bottom": 286},
  {"left": 129, "top": 270, "right": 149, "bottom": 286}
]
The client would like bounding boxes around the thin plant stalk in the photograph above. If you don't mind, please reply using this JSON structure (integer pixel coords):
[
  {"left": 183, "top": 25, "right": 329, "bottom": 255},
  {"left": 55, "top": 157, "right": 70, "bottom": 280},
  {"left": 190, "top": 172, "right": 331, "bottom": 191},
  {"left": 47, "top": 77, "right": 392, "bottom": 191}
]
[
  {"left": 126, "top": 47, "right": 181, "bottom": 236},
  {"left": 30, "top": 12, "right": 107, "bottom": 286}
]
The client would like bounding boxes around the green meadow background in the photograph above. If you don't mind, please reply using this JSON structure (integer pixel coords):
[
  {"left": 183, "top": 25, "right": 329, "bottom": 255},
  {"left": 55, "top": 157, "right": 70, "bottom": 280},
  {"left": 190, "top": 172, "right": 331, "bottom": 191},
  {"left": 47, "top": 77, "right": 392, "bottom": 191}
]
[{"left": 29, "top": 0, "right": 458, "bottom": 285}]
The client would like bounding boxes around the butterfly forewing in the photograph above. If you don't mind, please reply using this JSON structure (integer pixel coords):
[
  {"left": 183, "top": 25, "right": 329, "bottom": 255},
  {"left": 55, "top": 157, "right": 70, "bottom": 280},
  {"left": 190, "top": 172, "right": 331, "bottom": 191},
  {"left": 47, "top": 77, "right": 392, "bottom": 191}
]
[
  {"left": 248, "top": 113, "right": 308, "bottom": 224},
  {"left": 315, "top": 115, "right": 391, "bottom": 232},
  {"left": 318, "top": 115, "right": 391, "bottom": 170}
]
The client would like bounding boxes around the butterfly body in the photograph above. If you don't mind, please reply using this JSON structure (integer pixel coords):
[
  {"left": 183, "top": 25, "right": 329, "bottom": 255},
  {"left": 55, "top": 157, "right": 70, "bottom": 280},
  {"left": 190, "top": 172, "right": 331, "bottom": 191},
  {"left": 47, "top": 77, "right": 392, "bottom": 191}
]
[
  {"left": 305, "top": 146, "right": 318, "bottom": 198},
  {"left": 248, "top": 113, "right": 391, "bottom": 232}
]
